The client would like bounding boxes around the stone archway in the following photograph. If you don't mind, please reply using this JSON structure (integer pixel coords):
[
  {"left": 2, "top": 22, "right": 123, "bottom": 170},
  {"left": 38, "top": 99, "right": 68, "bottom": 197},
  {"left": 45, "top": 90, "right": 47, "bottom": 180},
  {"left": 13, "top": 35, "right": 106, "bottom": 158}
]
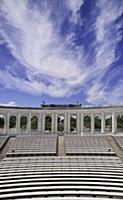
[
  {"left": 94, "top": 115, "right": 101, "bottom": 132},
  {"left": 9, "top": 115, "right": 16, "bottom": 129},
  {"left": 57, "top": 114, "right": 64, "bottom": 132},
  {"left": 20, "top": 116, "right": 27, "bottom": 131},
  {"left": 105, "top": 114, "right": 112, "bottom": 132},
  {"left": 31, "top": 116, "right": 38, "bottom": 131},
  {"left": 70, "top": 114, "right": 77, "bottom": 133},
  {"left": 84, "top": 115, "right": 91, "bottom": 132},
  {"left": 117, "top": 114, "right": 123, "bottom": 131},
  {"left": 45, "top": 115, "right": 52, "bottom": 132},
  {"left": 0, "top": 114, "right": 5, "bottom": 130}
]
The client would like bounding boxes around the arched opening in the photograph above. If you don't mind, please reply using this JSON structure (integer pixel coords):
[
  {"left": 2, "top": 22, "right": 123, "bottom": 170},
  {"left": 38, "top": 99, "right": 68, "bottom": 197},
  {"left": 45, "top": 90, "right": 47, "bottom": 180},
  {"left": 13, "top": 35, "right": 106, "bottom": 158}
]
[
  {"left": 45, "top": 116, "right": 52, "bottom": 132},
  {"left": 31, "top": 116, "right": 38, "bottom": 130},
  {"left": 20, "top": 116, "right": 27, "bottom": 130},
  {"left": 117, "top": 114, "right": 123, "bottom": 131},
  {"left": 105, "top": 114, "right": 112, "bottom": 131},
  {"left": 57, "top": 115, "right": 64, "bottom": 132},
  {"left": 70, "top": 114, "right": 77, "bottom": 133},
  {"left": 9, "top": 115, "right": 16, "bottom": 129},
  {"left": 94, "top": 115, "right": 101, "bottom": 132},
  {"left": 84, "top": 115, "right": 91, "bottom": 132},
  {"left": 0, "top": 114, "right": 5, "bottom": 129}
]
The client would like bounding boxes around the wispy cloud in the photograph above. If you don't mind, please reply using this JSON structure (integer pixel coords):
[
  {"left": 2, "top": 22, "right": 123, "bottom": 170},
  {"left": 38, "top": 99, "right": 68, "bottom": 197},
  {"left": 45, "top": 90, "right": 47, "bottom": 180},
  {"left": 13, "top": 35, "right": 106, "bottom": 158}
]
[
  {"left": 0, "top": 0, "right": 86, "bottom": 97},
  {"left": 0, "top": 101, "right": 17, "bottom": 107},
  {"left": 0, "top": 0, "right": 123, "bottom": 105},
  {"left": 66, "top": 0, "right": 84, "bottom": 23},
  {"left": 86, "top": 0, "right": 123, "bottom": 105}
]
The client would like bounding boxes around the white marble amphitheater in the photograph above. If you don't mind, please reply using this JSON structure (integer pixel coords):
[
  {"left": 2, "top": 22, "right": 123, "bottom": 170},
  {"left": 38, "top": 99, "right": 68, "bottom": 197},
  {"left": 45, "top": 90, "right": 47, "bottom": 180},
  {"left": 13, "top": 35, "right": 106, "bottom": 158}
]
[{"left": 1, "top": 104, "right": 123, "bottom": 200}]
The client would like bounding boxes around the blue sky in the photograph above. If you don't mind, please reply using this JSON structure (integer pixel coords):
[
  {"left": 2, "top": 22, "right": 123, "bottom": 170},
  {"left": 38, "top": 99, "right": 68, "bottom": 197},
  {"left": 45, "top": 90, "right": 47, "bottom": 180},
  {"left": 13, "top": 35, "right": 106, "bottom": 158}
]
[{"left": 0, "top": 0, "right": 123, "bottom": 107}]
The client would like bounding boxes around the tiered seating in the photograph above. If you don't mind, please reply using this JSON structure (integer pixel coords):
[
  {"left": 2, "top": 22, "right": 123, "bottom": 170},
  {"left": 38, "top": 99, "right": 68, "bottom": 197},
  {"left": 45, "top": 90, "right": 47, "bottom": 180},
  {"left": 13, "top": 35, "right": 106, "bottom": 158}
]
[
  {"left": 0, "top": 156, "right": 123, "bottom": 199},
  {"left": 115, "top": 136, "right": 123, "bottom": 150},
  {"left": 65, "top": 135, "right": 115, "bottom": 155},
  {"left": 7, "top": 134, "right": 57, "bottom": 156},
  {"left": 0, "top": 136, "right": 9, "bottom": 151},
  {"left": 1, "top": 134, "right": 123, "bottom": 199}
]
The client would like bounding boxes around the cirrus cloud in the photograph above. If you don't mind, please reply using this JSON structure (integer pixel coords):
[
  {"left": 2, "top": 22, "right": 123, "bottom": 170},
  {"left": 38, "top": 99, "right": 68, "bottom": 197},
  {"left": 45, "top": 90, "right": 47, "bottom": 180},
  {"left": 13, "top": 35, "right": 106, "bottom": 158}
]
[{"left": 0, "top": 0, "right": 123, "bottom": 105}]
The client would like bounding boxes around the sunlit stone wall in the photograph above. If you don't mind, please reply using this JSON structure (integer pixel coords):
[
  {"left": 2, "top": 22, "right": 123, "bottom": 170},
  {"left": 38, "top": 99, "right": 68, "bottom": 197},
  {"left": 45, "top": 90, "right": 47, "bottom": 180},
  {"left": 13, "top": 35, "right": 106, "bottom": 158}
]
[{"left": 0, "top": 105, "right": 123, "bottom": 135}]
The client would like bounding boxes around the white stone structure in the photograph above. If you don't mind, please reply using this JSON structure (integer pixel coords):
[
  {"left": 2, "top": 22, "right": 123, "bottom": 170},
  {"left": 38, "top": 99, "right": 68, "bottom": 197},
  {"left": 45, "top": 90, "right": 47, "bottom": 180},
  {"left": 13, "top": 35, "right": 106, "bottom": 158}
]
[{"left": 0, "top": 104, "right": 123, "bottom": 135}]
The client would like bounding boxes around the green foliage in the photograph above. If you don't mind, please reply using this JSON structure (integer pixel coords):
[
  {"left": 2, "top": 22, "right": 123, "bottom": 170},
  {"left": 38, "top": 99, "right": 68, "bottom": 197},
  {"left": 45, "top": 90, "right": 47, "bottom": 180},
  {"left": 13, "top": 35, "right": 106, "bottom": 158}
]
[
  {"left": 0, "top": 117, "right": 4, "bottom": 129},
  {"left": 31, "top": 116, "right": 38, "bottom": 130},
  {"left": 117, "top": 115, "right": 123, "bottom": 129},
  {"left": 58, "top": 116, "right": 64, "bottom": 132},
  {"left": 20, "top": 116, "right": 27, "bottom": 130},
  {"left": 105, "top": 117, "right": 112, "bottom": 128},
  {"left": 95, "top": 117, "right": 101, "bottom": 129},
  {"left": 9, "top": 116, "right": 16, "bottom": 129},
  {"left": 84, "top": 116, "right": 91, "bottom": 129},
  {"left": 70, "top": 117, "right": 76, "bottom": 132},
  {"left": 45, "top": 116, "right": 51, "bottom": 131}
]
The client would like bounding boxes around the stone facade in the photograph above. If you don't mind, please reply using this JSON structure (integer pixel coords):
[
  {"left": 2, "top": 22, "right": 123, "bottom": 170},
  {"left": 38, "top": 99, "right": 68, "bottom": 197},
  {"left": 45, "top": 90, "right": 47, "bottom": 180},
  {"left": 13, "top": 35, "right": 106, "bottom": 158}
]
[{"left": 0, "top": 105, "right": 123, "bottom": 135}]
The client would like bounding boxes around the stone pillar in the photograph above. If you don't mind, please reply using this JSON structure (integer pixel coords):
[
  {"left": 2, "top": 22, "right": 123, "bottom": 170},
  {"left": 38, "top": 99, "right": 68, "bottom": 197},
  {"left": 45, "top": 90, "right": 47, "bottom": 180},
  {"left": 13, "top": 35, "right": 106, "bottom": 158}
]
[
  {"left": 17, "top": 113, "right": 21, "bottom": 133},
  {"left": 91, "top": 113, "right": 94, "bottom": 133},
  {"left": 27, "top": 113, "right": 31, "bottom": 133},
  {"left": 112, "top": 112, "right": 116, "bottom": 133},
  {"left": 6, "top": 113, "right": 10, "bottom": 134},
  {"left": 51, "top": 113, "right": 55, "bottom": 133},
  {"left": 54, "top": 113, "right": 58, "bottom": 132},
  {"left": 80, "top": 113, "right": 84, "bottom": 135},
  {"left": 38, "top": 113, "right": 42, "bottom": 133},
  {"left": 41, "top": 113, "right": 45, "bottom": 134},
  {"left": 67, "top": 113, "right": 70, "bottom": 133},
  {"left": 101, "top": 112, "right": 105, "bottom": 133},
  {"left": 64, "top": 113, "right": 68, "bottom": 134},
  {"left": 3, "top": 113, "right": 7, "bottom": 134},
  {"left": 77, "top": 113, "right": 80, "bottom": 134}
]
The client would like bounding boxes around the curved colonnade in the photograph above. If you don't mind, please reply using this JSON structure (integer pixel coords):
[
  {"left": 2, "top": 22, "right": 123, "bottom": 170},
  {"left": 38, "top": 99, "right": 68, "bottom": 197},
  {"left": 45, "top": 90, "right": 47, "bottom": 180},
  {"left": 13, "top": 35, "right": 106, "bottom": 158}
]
[{"left": 0, "top": 105, "right": 123, "bottom": 135}]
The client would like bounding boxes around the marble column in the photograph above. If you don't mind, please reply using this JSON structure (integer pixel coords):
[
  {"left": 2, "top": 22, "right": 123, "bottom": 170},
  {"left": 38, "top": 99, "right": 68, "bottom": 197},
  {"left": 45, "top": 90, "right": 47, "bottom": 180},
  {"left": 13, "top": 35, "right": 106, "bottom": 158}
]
[
  {"left": 38, "top": 113, "right": 42, "bottom": 133},
  {"left": 17, "top": 113, "right": 21, "bottom": 133},
  {"left": 27, "top": 113, "right": 31, "bottom": 133},
  {"left": 77, "top": 113, "right": 80, "bottom": 134},
  {"left": 6, "top": 113, "right": 10, "bottom": 134},
  {"left": 67, "top": 113, "right": 70, "bottom": 133},
  {"left": 51, "top": 113, "right": 55, "bottom": 133},
  {"left": 101, "top": 112, "right": 105, "bottom": 133},
  {"left": 3, "top": 113, "right": 7, "bottom": 135},
  {"left": 41, "top": 113, "right": 45, "bottom": 134},
  {"left": 112, "top": 112, "right": 116, "bottom": 133},
  {"left": 91, "top": 113, "right": 94, "bottom": 133},
  {"left": 80, "top": 113, "right": 84, "bottom": 135},
  {"left": 54, "top": 113, "right": 58, "bottom": 133},
  {"left": 64, "top": 113, "right": 68, "bottom": 134}
]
